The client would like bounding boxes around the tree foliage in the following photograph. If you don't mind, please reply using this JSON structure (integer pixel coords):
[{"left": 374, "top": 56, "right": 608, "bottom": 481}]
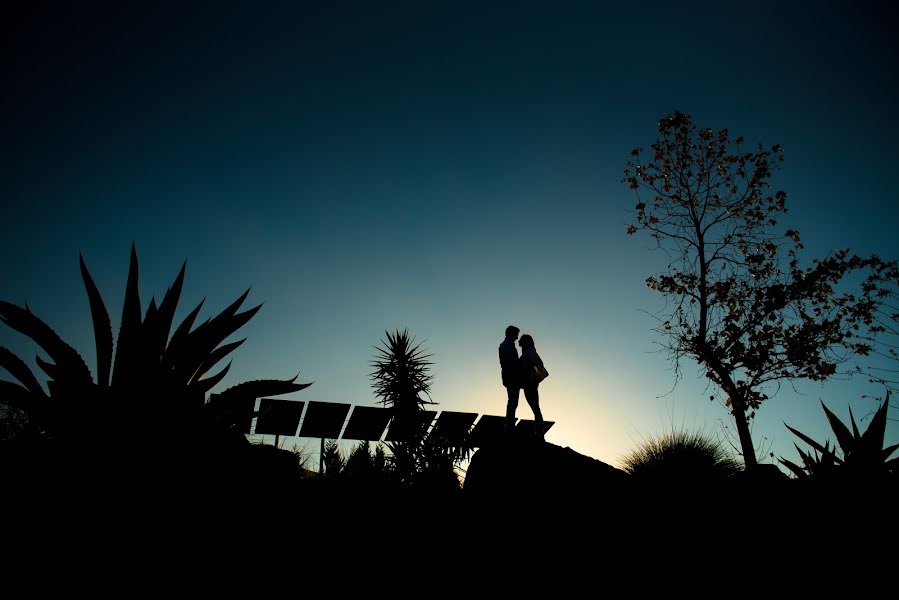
[{"left": 624, "top": 111, "right": 885, "bottom": 467}]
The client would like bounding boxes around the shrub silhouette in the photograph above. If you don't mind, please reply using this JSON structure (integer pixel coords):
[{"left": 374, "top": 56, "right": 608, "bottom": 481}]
[{"left": 622, "top": 429, "right": 741, "bottom": 483}]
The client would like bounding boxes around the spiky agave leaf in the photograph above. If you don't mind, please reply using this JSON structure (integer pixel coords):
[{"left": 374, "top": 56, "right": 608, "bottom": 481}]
[
  {"left": 144, "top": 297, "right": 158, "bottom": 327},
  {"left": 205, "top": 376, "right": 313, "bottom": 433},
  {"left": 34, "top": 355, "right": 61, "bottom": 381},
  {"left": 882, "top": 443, "right": 899, "bottom": 463},
  {"left": 0, "top": 346, "right": 46, "bottom": 397},
  {"left": 853, "top": 392, "right": 892, "bottom": 467},
  {"left": 213, "top": 375, "right": 313, "bottom": 402},
  {"left": 79, "top": 254, "right": 113, "bottom": 388},
  {"left": 194, "top": 360, "right": 232, "bottom": 393},
  {"left": 848, "top": 405, "right": 861, "bottom": 440},
  {"left": 818, "top": 441, "right": 840, "bottom": 469},
  {"left": 860, "top": 392, "right": 891, "bottom": 446},
  {"left": 796, "top": 440, "right": 840, "bottom": 476},
  {"left": 794, "top": 444, "right": 814, "bottom": 469},
  {"left": 784, "top": 422, "right": 835, "bottom": 459},
  {"left": 170, "top": 311, "right": 258, "bottom": 383},
  {"left": 821, "top": 401, "right": 857, "bottom": 456},
  {"left": 111, "top": 243, "right": 142, "bottom": 388},
  {"left": 779, "top": 456, "right": 808, "bottom": 478},
  {"left": 189, "top": 338, "right": 245, "bottom": 384},
  {"left": 0, "top": 301, "right": 92, "bottom": 388},
  {"left": 168, "top": 289, "right": 261, "bottom": 384},
  {"left": 148, "top": 261, "right": 186, "bottom": 362},
  {"left": 164, "top": 298, "right": 205, "bottom": 363},
  {"left": 138, "top": 297, "right": 161, "bottom": 376}
]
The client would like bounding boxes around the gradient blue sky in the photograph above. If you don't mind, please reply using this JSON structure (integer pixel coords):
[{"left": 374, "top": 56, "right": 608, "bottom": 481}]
[{"left": 3, "top": 1, "right": 898, "bottom": 472}]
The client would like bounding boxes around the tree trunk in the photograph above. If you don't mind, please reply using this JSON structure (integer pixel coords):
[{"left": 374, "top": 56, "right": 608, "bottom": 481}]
[
  {"left": 698, "top": 345, "right": 758, "bottom": 470},
  {"left": 730, "top": 396, "right": 757, "bottom": 469}
]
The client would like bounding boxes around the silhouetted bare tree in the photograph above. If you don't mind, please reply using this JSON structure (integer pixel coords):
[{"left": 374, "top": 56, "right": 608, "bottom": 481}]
[{"left": 624, "top": 111, "right": 886, "bottom": 468}]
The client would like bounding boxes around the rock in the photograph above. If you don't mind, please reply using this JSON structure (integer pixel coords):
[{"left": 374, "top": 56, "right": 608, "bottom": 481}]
[{"left": 463, "top": 438, "right": 630, "bottom": 509}]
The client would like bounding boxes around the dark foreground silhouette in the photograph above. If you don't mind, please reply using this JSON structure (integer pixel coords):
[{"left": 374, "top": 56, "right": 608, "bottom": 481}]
[{"left": 8, "top": 431, "right": 897, "bottom": 583}]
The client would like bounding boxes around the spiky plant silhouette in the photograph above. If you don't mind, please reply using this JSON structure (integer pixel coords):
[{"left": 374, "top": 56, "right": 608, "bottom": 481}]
[
  {"left": 370, "top": 328, "right": 434, "bottom": 417},
  {"left": 369, "top": 328, "right": 447, "bottom": 486},
  {"left": 0, "top": 245, "right": 311, "bottom": 482},
  {"left": 780, "top": 392, "right": 898, "bottom": 481}
]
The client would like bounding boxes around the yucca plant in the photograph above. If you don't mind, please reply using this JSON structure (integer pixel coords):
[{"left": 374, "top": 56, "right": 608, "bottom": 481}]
[
  {"left": 369, "top": 328, "right": 434, "bottom": 420},
  {"left": 369, "top": 328, "right": 448, "bottom": 486},
  {"left": 0, "top": 245, "right": 311, "bottom": 480},
  {"left": 780, "top": 392, "right": 898, "bottom": 480},
  {"left": 370, "top": 328, "right": 433, "bottom": 464}
]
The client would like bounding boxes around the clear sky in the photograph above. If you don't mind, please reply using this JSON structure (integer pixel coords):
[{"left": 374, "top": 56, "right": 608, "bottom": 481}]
[{"left": 3, "top": 1, "right": 898, "bottom": 473}]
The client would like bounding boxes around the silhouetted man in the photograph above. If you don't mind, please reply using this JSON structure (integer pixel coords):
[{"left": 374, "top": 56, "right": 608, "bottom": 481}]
[{"left": 499, "top": 325, "right": 521, "bottom": 432}]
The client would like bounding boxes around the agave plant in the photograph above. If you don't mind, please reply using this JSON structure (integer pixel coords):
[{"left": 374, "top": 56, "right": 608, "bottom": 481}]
[
  {"left": 0, "top": 245, "right": 311, "bottom": 476},
  {"left": 780, "top": 392, "right": 898, "bottom": 480}
]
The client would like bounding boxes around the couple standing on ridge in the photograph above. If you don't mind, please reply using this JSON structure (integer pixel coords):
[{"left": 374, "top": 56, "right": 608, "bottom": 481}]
[{"left": 499, "top": 325, "right": 548, "bottom": 441}]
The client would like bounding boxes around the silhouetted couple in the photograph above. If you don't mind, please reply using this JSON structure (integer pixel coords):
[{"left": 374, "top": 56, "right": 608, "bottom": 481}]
[{"left": 499, "top": 325, "right": 548, "bottom": 441}]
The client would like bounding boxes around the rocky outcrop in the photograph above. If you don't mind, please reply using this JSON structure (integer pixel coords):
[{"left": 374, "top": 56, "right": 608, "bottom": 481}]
[{"left": 463, "top": 438, "right": 630, "bottom": 509}]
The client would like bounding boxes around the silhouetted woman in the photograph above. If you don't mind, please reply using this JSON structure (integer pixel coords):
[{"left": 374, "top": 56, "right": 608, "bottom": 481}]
[{"left": 518, "top": 334, "right": 546, "bottom": 441}]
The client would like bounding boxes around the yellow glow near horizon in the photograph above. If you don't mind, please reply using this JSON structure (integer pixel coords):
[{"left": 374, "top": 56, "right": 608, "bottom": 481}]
[{"left": 439, "top": 359, "right": 642, "bottom": 470}]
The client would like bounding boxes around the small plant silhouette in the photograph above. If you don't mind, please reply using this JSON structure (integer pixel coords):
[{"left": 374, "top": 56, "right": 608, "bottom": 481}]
[{"left": 369, "top": 328, "right": 434, "bottom": 417}]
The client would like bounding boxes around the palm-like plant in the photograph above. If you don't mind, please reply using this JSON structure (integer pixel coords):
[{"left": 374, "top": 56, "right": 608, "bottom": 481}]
[
  {"left": 369, "top": 328, "right": 441, "bottom": 485},
  {"left": 367, "top": 329, "right": 465, "bottom": 492},
  {"left": 369, "top": 328, "right": 434, "bottom": 418},
  {"left": 0, "top": 245, "right": 311, "bottom": 478}
]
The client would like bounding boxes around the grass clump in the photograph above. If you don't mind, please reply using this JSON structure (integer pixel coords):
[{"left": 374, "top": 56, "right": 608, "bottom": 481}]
[{"left": 622, "top": 429, "right": 741, "bottom": 483}]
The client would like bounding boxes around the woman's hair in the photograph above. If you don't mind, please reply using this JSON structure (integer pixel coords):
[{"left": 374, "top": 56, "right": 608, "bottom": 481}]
[{"left": 519, "top": 334, "right": 535, "bottom": 348}]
